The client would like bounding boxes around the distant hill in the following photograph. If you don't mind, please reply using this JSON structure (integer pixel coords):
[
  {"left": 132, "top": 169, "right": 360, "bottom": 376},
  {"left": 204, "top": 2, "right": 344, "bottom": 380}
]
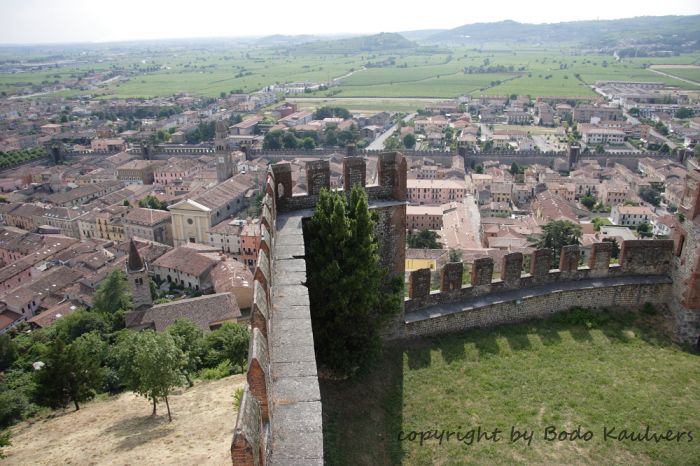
[
  {"left": 398, "top": 29, "right": 447, "bottom": 42},
  {"left": 254, "top": 34, "right": 322, "bottom": 47},
  {"left": 425, "top": 15, "right": 700, "bottom": 51},
  {"left": 294, "top": 32, "right": 417, "bottom": 53}
]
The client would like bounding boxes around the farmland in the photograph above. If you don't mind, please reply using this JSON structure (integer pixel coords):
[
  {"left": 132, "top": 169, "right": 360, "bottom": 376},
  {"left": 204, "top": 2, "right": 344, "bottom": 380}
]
[{"left": 1, "top": 44, "right": 700, "bottom": 101}]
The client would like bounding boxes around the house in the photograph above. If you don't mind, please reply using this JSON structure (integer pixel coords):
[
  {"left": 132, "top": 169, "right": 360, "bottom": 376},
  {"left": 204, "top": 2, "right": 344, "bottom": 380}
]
[
  {"left": 610, "top": 205, "right": 654, "bottom": 227},
  {"left": 406, "top": 205, "right": 443, "bottom": 231},
  {"left": 122, "top": 207, "right": 173, "bottom": 246},
  {"left": 211, "top": 259, "right": 254, "bottom": 309},
  {"left": 152, "top": 246, "right": 219, "bottom": 291},
  {"left": 407, "top": 179, "right": 468, "bottom": 205},
  {"left": 116, "top": 160, "right": 161, "bottom": 185},
  {"left": 125, "top": 292, "right": 241, "bottom": 332},
  {"left": 578, "top": 124, "right": 625, "bottom": 145}
]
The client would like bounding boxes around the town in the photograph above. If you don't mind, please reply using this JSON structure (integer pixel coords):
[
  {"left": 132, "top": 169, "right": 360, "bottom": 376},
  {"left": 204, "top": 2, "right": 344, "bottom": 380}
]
[{"left": 0, "top": 10, "right": 699, "bottom": 466}]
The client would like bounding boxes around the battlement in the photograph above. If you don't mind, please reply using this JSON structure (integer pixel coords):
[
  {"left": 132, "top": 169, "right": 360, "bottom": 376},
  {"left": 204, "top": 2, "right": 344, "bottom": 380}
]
[
  {"left": 231, "top": 169, "right": 323, "bottom": 465},
  {"left": 270, "top": 151, "right": 407, "bottom": 212},
  {"left": 393, "top": 240, "right": 676, "bottom": 339}
]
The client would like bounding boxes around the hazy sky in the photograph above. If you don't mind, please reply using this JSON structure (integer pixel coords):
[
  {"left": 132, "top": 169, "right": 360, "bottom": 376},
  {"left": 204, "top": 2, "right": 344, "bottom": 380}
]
[{"left": 1, "top": 0, "right": 699, "bottom": 44}]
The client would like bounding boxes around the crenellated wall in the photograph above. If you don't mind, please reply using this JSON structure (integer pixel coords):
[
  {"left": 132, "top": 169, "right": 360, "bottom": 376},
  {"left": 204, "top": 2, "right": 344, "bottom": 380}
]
[
  {"left": 232, "top": 152, "right": 408, "bottom": 465},
  {"left": 390, "top": 240, "right": 676, "bottom": 340}
]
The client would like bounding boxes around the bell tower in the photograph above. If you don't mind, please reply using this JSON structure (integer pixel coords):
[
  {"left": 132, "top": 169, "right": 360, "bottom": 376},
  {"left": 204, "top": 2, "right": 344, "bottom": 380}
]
[{"left": 125, "top": 239, "right": 153, "bottom": 310}]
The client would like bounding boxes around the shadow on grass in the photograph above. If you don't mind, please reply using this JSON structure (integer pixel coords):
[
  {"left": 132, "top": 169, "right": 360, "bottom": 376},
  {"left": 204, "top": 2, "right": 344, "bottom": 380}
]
[
  {"left": 321, "top": 344, "right": 405, "bottom": 466},
  {"left": 406, "top": 346, "right": 431, "bottom": 370},
  {"left": 102, "top": 414, "right": 175, "bottom": 451},
  {"left": 439, "top": 337, "right": 466, "bottom": 364}
]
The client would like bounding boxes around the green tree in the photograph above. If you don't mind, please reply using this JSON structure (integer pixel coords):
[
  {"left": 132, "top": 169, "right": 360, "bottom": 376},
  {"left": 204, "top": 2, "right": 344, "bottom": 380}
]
[
  {"left": 638, "top": 186, "right": 661, "bottom": 207},
  {"left": 122, "top": 199, "right": 130, "bottom": 207},
  {"left": 384, "top": 136, "right": 401, "bottom": 150},
  {"left": 166, "top": 319, "right": 204, "bottom": 387},
  {"left": 302, "top": 137, "right": 316, "bottom": 150},
  {"left": 92, "top": 269, "right": 131, "bottom": 329},
  {"left": 475, "top": 164, "right": 484, "bottom": 174},
  {"left": 283, "top": 132, "right": 299, "bottom": 149},
  {"left": 114, "top": 330, "right": 185, "bottom": 421},
  {"left": 139, "top": 194, "right": 168, "bottom": 210},
  {"left": 0, "top": 429, "right": 9, "bottom": 459},
  {"left": 35, "top": 333, "right": 106, "bottom": 410},
  {"left": 536, "top": 220, "right": 582, "bottom": 264},
  {"left": 408, "top": 229, "right": 442, "bottom": 249},
  {"left": 403, "top": 133, "right": 416, "bottom": 149},
  {"left": 263, "top": 129, "right": 284, "bottom": 149},
  {"left": 202, "top": 322, "right": 250, "bottom": 371},
  {"left": 509, "top": 162, "right": 522, "bottom": 175},
  {"left": 449, "top": 249, "right": 463, "bottom": 262},
  {"left": 305, "top": 186, "right": 402, "bottom": 377},
  {"left": 325, "top": 128, "right": 338, "bottom": 146},
  {"left": 53, "top": 309, "right": 109, "bottom": 343},
  {"left": 0, "top": 334, "right": 17, "bottom": 371},
  {"left": 581, "top": 194, "right": 597, "bottom": 210},
  {"left": 637, "top": 221, "right": 651, "bottom": 235},
  {"left": 675, "top": 107, "right": 692, "bottom": 119},
  {"left": 603, "top": 238, "right": 620, "bottom": 259}
]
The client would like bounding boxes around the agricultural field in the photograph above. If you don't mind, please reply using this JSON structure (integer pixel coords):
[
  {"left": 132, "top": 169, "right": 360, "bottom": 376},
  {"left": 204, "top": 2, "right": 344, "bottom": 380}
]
[
  {"left": 651, "top": 65, "right": 700, "bottom": 84},
  {"left": 1, "top": 45, "right": 700, "bottom": 100},
  {"left": 322, "top": 307, "right": 700, "bottom": 465}
]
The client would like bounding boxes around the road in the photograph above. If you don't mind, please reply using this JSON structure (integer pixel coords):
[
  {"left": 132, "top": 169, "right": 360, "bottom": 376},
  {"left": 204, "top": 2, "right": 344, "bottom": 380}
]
[
  {"left": 367, "top": 113, "right": 416, "bottom": 150},
  {"left": 648, "top": 66, "right": 700, "bottom": 86}
]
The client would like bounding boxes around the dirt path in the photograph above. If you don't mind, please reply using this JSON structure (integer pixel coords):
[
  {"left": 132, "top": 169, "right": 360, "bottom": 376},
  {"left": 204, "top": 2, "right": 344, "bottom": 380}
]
[{"left": 4, "top": 375, "right": 245, "bottom": 466}]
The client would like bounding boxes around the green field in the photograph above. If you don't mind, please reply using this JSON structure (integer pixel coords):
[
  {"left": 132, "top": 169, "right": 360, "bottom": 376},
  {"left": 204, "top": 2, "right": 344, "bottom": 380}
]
[
  {"left": 323, "top": 308, "right": 700, "bottom": 465},
  {"left": 653, "top": 66, "right": 700, "bottom": 84},
  {"left": 1, "top": 46, "right": 700, "bottom": 100}
]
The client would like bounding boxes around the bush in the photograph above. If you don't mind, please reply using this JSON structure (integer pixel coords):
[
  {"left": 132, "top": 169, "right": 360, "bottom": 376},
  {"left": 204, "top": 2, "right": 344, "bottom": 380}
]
[
  {"left": 199, "top": 360, "right": 232, "bottom": 380},
  {"left": 552, "top": 307, "right": 611, "bottom": 327},
  {"left": 641, "top": 302, "right": 657, "bottom": 316},
  {"left": 0, "top": 390, "right": 31, "bottom": 428},
  {"left": 202, "top": 323, "right": 249, "bottom": 369},
  {"left": 233, "top": 387, "right": 244, "bottom": 410}
]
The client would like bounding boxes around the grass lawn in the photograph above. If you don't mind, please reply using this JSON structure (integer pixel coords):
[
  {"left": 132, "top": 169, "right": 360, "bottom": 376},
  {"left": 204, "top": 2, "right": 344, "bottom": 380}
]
[{"left": 322, "top": 307, "right": 700, "bottom": 465}]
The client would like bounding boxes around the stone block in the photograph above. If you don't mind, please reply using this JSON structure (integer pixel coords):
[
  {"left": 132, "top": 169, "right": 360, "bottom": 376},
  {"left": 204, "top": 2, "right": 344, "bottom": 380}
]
[
  {"left": 343, "top": 156, "right": 366, "bottom": 192},
  {"left": 531, "top": 249, "right": 553, "bottom": 280},
  {"left": 502, "top": 252, "right": 523, "bottom": 287},
  {"left": 471, "top": 257, "right": 494, "bottom": 286},
  {"left": 559, "top": 245, "right": 580, "bottom": 274},
  {"left": 409, "top": 268, "right": 431, "bottom": 299},
  {"left": 305, "top": 160, "right": 330, "bottom": 195},
  {"left": 440, "top": 262, "right": 463, "bottom": 291}
]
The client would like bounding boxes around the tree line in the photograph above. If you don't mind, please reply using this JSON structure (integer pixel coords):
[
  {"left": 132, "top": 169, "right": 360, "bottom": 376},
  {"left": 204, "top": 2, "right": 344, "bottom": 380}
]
[{"left": 0, "top": 269, "right": 249, "bottom": 446}]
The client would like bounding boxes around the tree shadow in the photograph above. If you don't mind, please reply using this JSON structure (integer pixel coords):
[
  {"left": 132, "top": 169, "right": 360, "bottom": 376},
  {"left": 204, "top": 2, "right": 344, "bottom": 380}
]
[
  {"left": 536, "top": 327, "right": 563, "bottom": 346},
  {"left": 569, "top": 325, "right": 594, "bottom": 343},
  {"left": 102, "top": 413, "right": 175, "bottom": 451},
  {"left": 438, "top": 337, "right": 466, "bottom": 364},
  {"left": 474, "top": 332, "right": 501, "bottom": 358},
  {"left": 506, "top": 332, "right": 533, "bottom": 352},
  {"left": 405, "top": 346, "right": 432, "bottom": 370}
]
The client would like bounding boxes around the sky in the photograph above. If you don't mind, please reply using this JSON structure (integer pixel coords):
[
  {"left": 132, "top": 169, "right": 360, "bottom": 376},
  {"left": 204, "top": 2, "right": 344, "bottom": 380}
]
[{"left": 1, "top": 0, "right": 700, "bottom": 44}]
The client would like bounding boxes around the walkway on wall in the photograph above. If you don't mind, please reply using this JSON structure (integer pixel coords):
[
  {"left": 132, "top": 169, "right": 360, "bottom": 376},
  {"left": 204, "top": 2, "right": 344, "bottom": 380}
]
[{"left": 405, "top": 274, "right": 672, "bottom": 324}]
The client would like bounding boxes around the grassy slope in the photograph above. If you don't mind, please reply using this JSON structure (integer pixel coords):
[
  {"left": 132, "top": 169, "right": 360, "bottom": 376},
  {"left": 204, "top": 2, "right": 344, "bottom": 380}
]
[
  {"left": 322, "top": 308, "right": 700, "bottom": 465},
  {"left": 3, "top": 374, "right": 245, "bottom": 465}
]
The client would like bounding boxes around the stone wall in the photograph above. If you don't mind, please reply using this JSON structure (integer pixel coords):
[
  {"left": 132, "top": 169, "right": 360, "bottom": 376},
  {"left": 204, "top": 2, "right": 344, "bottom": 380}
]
[
  {"left": 232, "top": 170, "right": 323, "bottom": 465},
  {"left": 233, "top": 152, "right": 409, "bottom": 464},
  {"left": 391, "top": 240, "right": 676, "bottom": 340}
]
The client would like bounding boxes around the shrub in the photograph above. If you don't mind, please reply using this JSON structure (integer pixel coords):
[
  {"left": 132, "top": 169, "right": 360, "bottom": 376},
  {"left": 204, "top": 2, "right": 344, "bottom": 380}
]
[{"left": 199, "top": 360, "right": 232, "bottom": 380}]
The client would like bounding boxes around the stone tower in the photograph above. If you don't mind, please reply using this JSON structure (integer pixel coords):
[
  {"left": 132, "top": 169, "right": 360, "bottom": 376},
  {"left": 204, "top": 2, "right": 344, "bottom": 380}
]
[
  {"left": 215, "top": 120, "right": 228, "bottom": 152},
  {"left": 126, "top": 239, "right": 153, "bottom": 310},
  {"left": 568, "top": 144, "right": 580, "bottom": 171},
  {"left": 216, "top": 151, "right": 235, "bottom": 182}
]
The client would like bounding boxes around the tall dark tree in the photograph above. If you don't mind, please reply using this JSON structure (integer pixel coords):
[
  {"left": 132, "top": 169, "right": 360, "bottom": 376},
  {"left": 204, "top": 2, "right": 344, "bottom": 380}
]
[
  {"left": 35, "top": 333, "right": 105, "bottom": 410},
  {"left": 305, "top": 187, "right": 402, "bottom": 377},
  {"left": 536, "top": 220, "right": 582, "bottom": 264},
  {"left": 403, "top": 133, "right": 416, "bottom": 149},
  {"left": 92, "top": 269, "right": 131, "bottom": 329},
  {"left": 408, "top": 229, "right": 442, "bottom": 249}
]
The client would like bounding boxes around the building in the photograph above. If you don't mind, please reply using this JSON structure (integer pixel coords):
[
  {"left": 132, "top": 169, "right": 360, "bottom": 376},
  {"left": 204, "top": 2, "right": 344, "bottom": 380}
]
[
  {"left": 122, "top": 207, "right": 173, "bottom": 246},
  {"left": 599, "top": 181, "right": 630, "bottom": 205},
  {"left": 91, "top": 138, "right": 126, "bottom": 152},
  {"left": 169, "top": 175, "right": 252, "bottom": 246},
  {"left": 208, "top": 218, "right": 244, "bottom": 255},
  {"left": 578, "top": 124, "right": 625, "bottom": 145},
  {"left": 240, "top": 220, "right": 261, "bottom": 269},
  {"left": 116, "top": 160, "right": 160, "bottom": 185},
  {"left": 610, "top": 205, "right": 654, "bottom": 227},
  {"left": 152, "top": 246, "right": 219, "bottom": 291},
  {"left": 573, "top": 105, "right": 623, "bottom": 123},
  {"left": 406, "top": 205, "right": 443, "bottom": 231},
  {"left": 407, "top": 179, "right": 468, "bottom": 205},
  {"left": 153, "top": 160, "right": 201, "bottom": 185},
  {"left": 125, "top": 239, "right": 153, "bottom": 310}
]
